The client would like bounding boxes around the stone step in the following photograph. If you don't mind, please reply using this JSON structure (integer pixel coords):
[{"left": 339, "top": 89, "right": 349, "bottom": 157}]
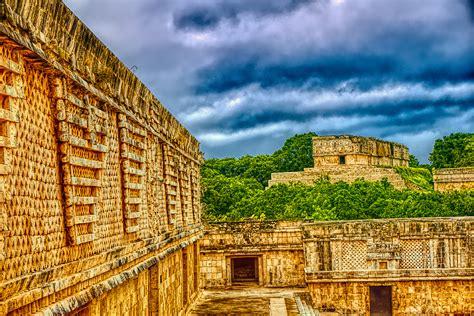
[{"left": 294, "top": 293, "right": 319, "bottom": 316}]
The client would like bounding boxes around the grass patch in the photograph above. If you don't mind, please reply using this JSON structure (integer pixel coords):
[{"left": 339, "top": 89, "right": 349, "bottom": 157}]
[{"left": 395, "top": 166, "right": 433, "bottom": 191}]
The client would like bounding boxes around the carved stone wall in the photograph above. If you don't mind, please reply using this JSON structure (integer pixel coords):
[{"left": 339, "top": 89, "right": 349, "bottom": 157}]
[
  {"left": 303, "top": 217, "right": 474, "bottom": 314},
  {"left": 202, "top": 218, "right": 473, "bottom": 313},
  {"left": 0, "top": 1, "right": 203, "bottom": 315},
  {"left": 269, "top": 165, "right": 407, "bottom": 189},
  {"left": 433, "top": 167, "right": 474, "bottom": 192},
  {"left": 200, "top": 221, "right": 306, "bottom": 288},
  {"left": 313, "top": 135, "right": 409, "bottom": 167}
]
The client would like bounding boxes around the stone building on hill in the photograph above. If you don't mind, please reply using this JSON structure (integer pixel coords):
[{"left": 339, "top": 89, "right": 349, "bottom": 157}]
[
  {"left": 269, "top": 135, "right": 410, "bottom": 189},
  {"left": 312, "top": 135, "right": 409, "bottom": 167}
]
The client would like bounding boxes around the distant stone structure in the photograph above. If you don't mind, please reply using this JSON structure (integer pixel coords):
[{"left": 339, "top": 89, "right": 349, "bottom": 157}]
[
  {"left": 201, "top": 218, "right": 474, "bottom": 314},
  {"left": 0, "top": 1, "right": 202, "bottom": 315},
  {"left": 433, "top": 167, "right": 474, "bottom": 192},
  {"left": 269, "top": 135, "right": 410, "bottom": 189},
  {"left": 312, "top": 135, "right": 409, "bottom": 167}
]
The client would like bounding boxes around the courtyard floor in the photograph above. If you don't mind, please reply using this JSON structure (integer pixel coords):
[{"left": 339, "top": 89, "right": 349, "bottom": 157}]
[{"left": 188, "top": 286, "right": 308, "bottom": 315}]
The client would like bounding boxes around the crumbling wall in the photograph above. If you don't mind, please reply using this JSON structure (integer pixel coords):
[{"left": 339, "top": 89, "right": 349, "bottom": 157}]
[
  {"left": 200, "top": 221, "right": 306, "bottom": 288},
  {"left": 303, "top": 217, "right": 474, "bottom": 314},
  {"left": 433, "top": 167, "right": 474, "bottom": 192},
  {"left": 0, "top": 1, "right": 203, "bottom": 315}
]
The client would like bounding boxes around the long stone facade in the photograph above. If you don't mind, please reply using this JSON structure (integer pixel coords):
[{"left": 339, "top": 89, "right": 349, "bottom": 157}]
[
  {"left": 202, "top": 218, "right": 474, "bottom": 315},
  {"left": 0, "top": 1, "right": 202, "bottom": 315},
  {"left": 433, "top": 167, "right": 474, "bottom": 192},
  {"left": 269, "top": 135, "right": 409, "bottom": 189}
]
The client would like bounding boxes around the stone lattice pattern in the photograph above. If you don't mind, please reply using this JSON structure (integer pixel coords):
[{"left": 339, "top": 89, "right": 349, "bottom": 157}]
[
  {"left": 0, "top": 1, "right": 203, "bottom": 315},
  {"left": 303, "top": 218, "right": 474, "bottom": 314},
  {"left": 0, "top": 44, "right": 22, "bottom": 268}
]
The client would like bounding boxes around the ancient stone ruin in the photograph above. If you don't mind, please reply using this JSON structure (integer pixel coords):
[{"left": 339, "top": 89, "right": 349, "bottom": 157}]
[
  {"left": 312, "top": 135, "right": 409, "bottom": 167},
  {"left": 433, "top": 167, "right": 474, "bottom": 192},
  {"left": 269, "top": 135, "right": 410, "bottom": 189},
  {"left": 201, "top": 218, "right": 474, "bottom": 314},
  {"left": 0, "top": 1, "right": 473, "bottom": 315}
]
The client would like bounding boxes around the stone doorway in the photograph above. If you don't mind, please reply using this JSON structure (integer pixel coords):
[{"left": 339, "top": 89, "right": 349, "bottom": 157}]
[
  {"left": 369, "top": 286, "right": 392, "bottom": 316},
  {"left": 231, "top": 257, "right": 259, "bottom": 283}
]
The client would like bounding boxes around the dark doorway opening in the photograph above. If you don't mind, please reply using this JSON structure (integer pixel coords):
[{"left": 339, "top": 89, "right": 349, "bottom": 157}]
[
  {"left": 231, "top": 257, "right": 258, "bottom": 283},
  {"left": 339, "top": 155, "right": 346, "bottom": 164},
  {"left": 370, "top": 286, "right": 392, "bottom": 316}
]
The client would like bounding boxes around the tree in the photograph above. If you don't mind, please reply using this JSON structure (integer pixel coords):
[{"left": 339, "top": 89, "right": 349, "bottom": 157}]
[
  {"left": 429, "top": 133, "right": 474, "bottom": 168},
  {"left": 273, "top": 132, "right": 317, "bottom": 172},
  {"left": 409, "top": 154, "right": 419, "bottom": 167}
]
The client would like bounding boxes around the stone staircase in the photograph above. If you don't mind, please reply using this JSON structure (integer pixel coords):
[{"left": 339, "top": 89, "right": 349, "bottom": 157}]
[
  {"left": 294, "top": 292, "right": 319, "bottom": 316},
  {"left": 269, "top": 165, "right": 407, "bottom": 190}
]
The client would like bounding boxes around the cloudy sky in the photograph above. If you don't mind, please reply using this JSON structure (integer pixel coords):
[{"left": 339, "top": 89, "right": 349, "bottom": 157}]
[{"left": 64, "top": 0, "right": 474, "bottom": 162}]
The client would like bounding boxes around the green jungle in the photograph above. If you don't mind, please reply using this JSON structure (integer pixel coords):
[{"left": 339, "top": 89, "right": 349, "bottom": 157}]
[{"left": 202, "top": 132, "right": 474, "bottom": 221}]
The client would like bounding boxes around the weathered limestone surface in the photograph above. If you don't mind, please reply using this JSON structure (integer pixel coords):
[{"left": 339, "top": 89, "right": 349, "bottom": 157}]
[
  {"left": 201, "top": 221, "right": 306, "bottom": 288},
  {"left": 269, "top": 135, "right": 410, "bottom": 189},
  {"left": 308, "top": 280, "right": 472, "bottom": 315},
  {"left": 0, "top": 1, "right": 203, "bottom": 315},
  {"left": 433, "top": 167, "right": 474, "bottom": 192}
]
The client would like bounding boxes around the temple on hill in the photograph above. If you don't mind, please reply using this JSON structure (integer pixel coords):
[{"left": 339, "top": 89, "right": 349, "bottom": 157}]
[{"left": 269, "top": 135, "right": 410, "bottom": 189}]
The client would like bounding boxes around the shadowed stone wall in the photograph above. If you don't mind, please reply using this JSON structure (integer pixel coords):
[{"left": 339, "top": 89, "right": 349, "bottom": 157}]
[{"left": 0, "top": 1, "right": 202, "bottom": 315}]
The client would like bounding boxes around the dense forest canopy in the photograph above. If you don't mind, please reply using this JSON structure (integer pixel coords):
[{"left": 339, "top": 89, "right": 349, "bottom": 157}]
[
  {"left": 202, "top": 132, "right": 474, "bottom": 222},
  {"left": 429, "top": 133, "right": 474, "bottom": 168}
]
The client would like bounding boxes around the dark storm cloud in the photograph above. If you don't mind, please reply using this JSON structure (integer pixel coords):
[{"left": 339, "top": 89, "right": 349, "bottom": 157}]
[
  {"left": 64, "top": 0, "right": 474, "bottom": 162},
  {"left": 173, "top": 0, "right": 314, "bottom": 30},
  {"left": 192, "top": 6, "right": 474, "bottom": 95},
  {"left": 465, "top": 0, "right": 474, "bottom": 20},
  {"left": 218, "top": 100, "right": 471, "bottom": 132},
  {"left": 195, "top": 54, "right": 398, "bottom": 94},
  {"left": 196, "top": 53, "right": 474, "bottom": 94}
]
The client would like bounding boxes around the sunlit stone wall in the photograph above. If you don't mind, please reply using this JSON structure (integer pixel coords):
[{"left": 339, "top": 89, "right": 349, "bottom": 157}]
[{"left": 0, "top": 1, "right": 203, "bottom": 314}]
